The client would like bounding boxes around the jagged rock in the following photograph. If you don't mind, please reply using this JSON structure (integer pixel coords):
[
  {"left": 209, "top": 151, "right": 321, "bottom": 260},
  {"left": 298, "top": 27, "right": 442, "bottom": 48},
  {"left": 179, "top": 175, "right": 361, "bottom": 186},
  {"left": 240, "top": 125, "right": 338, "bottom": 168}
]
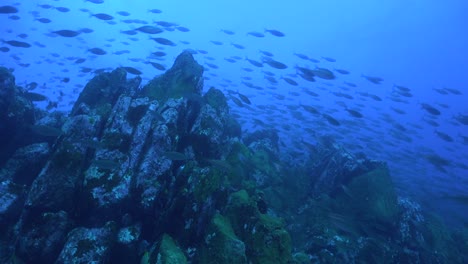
[
  {"left": 0, "top": 67, "right": 36, "bottom": 165},
  {"left": 199, "top": 213, "right": 247, "bottom": 263},
  {"left": 16, "top": 211, "right": 71, "bottom": 263},
  {"left": 306, "top": 136, "right": 384, "bottom": 197},
  {"left": 142, "top": 234, "right": 187, "bottom": 264},
  {"left": 55, "top": 222, "right": 117, "bottom": 264},
  {"left": 140, "top": 50, "right": 203, "bottom": 102}
]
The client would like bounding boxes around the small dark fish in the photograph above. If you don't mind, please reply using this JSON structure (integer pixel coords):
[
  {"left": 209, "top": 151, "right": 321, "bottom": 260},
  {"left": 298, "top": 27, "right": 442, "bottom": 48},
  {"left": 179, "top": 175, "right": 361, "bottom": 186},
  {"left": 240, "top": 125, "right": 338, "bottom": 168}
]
[
  {"left": 31, "top": 125, "right": 62, "bottom": 137},
  {"left": 55, "top": 7, "right": 70, "bottom": 12},
  {"left": 230, "top": 96, "right": 244, "bottom": 107},
  {"left": 313, "top": 67, "right": 335, "bottom": 80},
  {"left": 123, "top": 66, "right": 142, "bottom": 75},
  {"left": 435, "top": 131, "right": 453, "bottom": 142},
  {"left": 91, "top": 13, "right": 114, "bottom": 20},
  {"left": 345, "top": 108, "right": 363, "bottom": 118},
  {"left": 2, "top": 40, "right": 31, "bottom": 48},
  {"left": 444, "top": 87, "right": 462, "bottom": 95},
  {"left": 155, "top": 21, "right": 177, "bottom": 27},
  {"left": 17, "top": 33, "right": 28, "bottom": 39},
  {"left": 147, "top": 61, "right": 166, "bottom": 71},
  {"left": 265, "top": 29, "right": 285, "bottom": 37},
  {"left": 135, "top": 25, "right": 163, "bottom": 34},
  {"left": 0, "top": 5, "right": 18, "bottom": 14},
  {"left": 263, "top": 57, "right": 287, "bottom": 69},
  {"left": 163, "top": 151, "right": 188, "bottom": 160},
  {"left": 335, "top": 69, "right": 350, "bottom": 74},
  {"left": 24, "top": 92, "right": 48, "bottom": 101},
  {"left": 323, "top": 114, "right": 340, "bottom": 126},
  {"left": 26, "top": 82, "right": 38, "bottom": 90},
  {"left": 151, "top": 51, "right": 166, "bottom": 57},
  {"left": 117, "top": 11, "right": 131, "bottom": 16},
  {"left": 198, "top": 49, "right": 208, "bottom": 54},
  {"left": 210, "top": 40, "right": 223, "bottom": 45},
  {"left": 322, "top": 56, "right": 336, "bottom": 62},
  {"left": 224, "top": 58, "right": 236, "bottom": 63},
  {"left": 176, "top": 26, "right": 190, "bottom": 32},
  {"left": 362, "top": 74, "right": 383, "bottom": 84},
  {"left": 221, "top": 29, "right": 235, "bottom": 35},
  {"left": 421, "top": 103, "right": 440, "bottom": 116},
  {"left": 79, "top": 28, "right": 94, "bottom": 34},
  {"left": 246, "top": 58, "right": 263, "bottom": 67},
  {"left": 301, "top": 105, "right": 319, "bottom": 114},
  {"left": 88, "top": 47, "right": 107, "bottom": 55},
  {"left": 394, "top": 85, "right": 411, "bottom": 92},
  {"left": 0, "top": 47, "right": 10, "bottom": 52},
  {"left": 282, "top": 77, "right": 298, "bottom": 86},
  {"left": 151, "top": 37, "right": 176, "bottom": 46},
  {"left": 75, "top": 58, "right": 86, "bottom": 64},
  {"left": 205, "top": 63, "right": 218, "bottom": 69},
  {"left": 36, "top": 18, "right": 51, "bottom": 23},
  {"left": 52, "top": 30, "right": 81, "bottom": 37},
  {"left": 247, "top": 31, "right": 265, "bottom": 37},
  {"left": 231, "top": 43, "right": 245, "bottom": 49},
  {"left": 121, "top": 30, "right": 138, "bottom": 35},
  {"left": 148, "top": 9, "right": 162, "bottom": 14},
  {"left": 454, "top": 114, "right": 468, "bottom": 125},
  {"left": 344, "top": 82, "right": 357, "bottom": 87},
  {"left": 259, "top": 50, "right": 273, "bottom": 57},
  {"left": 238, "top": 93, "right": 251, "bottom": 105},
  {"left": 294, "top": 53, "right": 309, "bottom": 60},
  {"left": 86, "top": 0, "right": 104, "bottom": 4},
  {"left": 8, "top": 15, "right": 20, "bottom": 20}
]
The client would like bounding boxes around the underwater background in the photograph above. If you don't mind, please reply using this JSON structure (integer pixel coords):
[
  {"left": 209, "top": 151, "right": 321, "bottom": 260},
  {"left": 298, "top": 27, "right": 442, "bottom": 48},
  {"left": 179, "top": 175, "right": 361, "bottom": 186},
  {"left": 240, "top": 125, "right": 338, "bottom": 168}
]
[{"left": 0, "top": 0, "right": 467, "bottom": 263}]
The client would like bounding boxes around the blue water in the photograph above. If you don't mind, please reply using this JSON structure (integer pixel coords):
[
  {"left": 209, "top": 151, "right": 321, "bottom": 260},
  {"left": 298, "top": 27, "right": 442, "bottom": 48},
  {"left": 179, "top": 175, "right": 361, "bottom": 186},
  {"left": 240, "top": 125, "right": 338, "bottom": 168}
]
[{"left": 1, "top": 0, "right": 467, "bottom": 226}]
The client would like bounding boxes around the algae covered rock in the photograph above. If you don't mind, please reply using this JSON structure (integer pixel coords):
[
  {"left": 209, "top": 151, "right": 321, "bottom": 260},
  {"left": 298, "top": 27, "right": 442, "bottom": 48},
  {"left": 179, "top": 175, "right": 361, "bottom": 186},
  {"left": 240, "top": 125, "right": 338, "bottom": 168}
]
[
  {"left": 140, "top": 50, "right": 203, "bottom": 102},
  {"left": 199, "top": 213, "right": 247, "bottom": 264}
]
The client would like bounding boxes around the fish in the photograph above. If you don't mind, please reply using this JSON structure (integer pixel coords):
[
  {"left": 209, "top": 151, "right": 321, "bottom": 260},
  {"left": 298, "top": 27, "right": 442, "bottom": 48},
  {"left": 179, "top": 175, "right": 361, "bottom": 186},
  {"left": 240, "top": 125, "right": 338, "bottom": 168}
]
[
  {"left": 421, "top": 103, "right": 440, "bottom": 116},
  {"left": 231, "top": 43, "right": 245, "bottom": 49},
  {"left": 88, "top": 47, "right": 107, "bottom": 55},
  {"left": 55, "top": 7, "right": 70, "bottom": 12},
  {"left": 151, "top": 51, "right": 166, "bottom": 57},
  {"left": 163, "top": 151, "right": 188, "bottom": 160},
  {"left": 262, "top": 57, "right": 287, "bottom": 69},
  {"left": 86, "top": 0, "right": 105, "bottom": 4},
  {"left": 151, "top": 37, "right": 176, "bottom": 46},
  {"left": 301, "top": 105, "right": 319, "bottom": 115},
  {"left": 80, "top": 28, "right": 94, "bottom": 34},
  {"left": 117, "top": 11, "right": 131, "bottom": 16},
  {"left": 91, "top": 13, "right": 114, "bottom": 20},
  {"left": 176, "top": 26, "right": 190, "bottom": 32},
  {"left": 8, "top": 15, "right": 20, "bottom": 20},
  {"left": 238, "top": 93, "right": 251, "bottom": 105},
  {"left": 35, "top": 18, "right": 51, "bottom": 23},
  {"left": 362, "top": 74, "right": 383, "bottom": 84},
  {"left": 210, "top": 40, "right": 223, "bottom": 45},
  {"left": 444, "top": 87, "right": 462, "bottom": 95},
  {"left": 122, "top": 66, "right": 142, "bottom": 75},
  {"left": 282, "top": 77, "right": 298, "bottom": 86},
  {"left": 345, "top": 108, "right": 363, "bottom": 118},
  {"left": 52, "top": 30, "right": 81, "bottom": 37},
  {"left": 155, "top": 21, "right": 177, "bottom": 27},
  {"left": 146, "top": 61, "right": 166, "bottom": 71},
  {"left": 435, "top": 131, "right": 453, "bottom": 142},
  {"left": 265, "top": 29, "right": 285, "bottom": 37},
  {"left": 121, "top": 30, "right": 138, "bottom": 35},
  {"left": 323, "top": 114, "right": 340, "bottom": 126},
  {"left": 334, "top": 69, "right": 350, "bottom": 74},
  {"left": 321, "top": 56, "right": 336, "bottom": 62},
  {"left": 1, "top": 40, "right": 31, "bottom": 48},
  {"left": 0, "top": 47, "right": 9, "bottom": 52},
  {"left": 148, "top": 9, "right": 162, "bottom": 14},
  {"left": 245, "top": 58, "right": 263, "bottom": 67},
  {"left": 454, "top": 114, "right": 468, "bottom": 125},
  {"left": 294, "top": 53, "right": 309, "bottom": 60},
  {"left": 0, "top": 5, "right": 18, "bottom": 13},
  {"left": 312, "top": 67, "right": 335, "bottom": 80},
  {"left": 247, "top": 32, "right": 265, "bottom": 37},
  {"left": 135, "top": 26, "right": 163, "bottom": 34},
  {"left": 220, "top": 29, "right": 235, "bottom": 35}
]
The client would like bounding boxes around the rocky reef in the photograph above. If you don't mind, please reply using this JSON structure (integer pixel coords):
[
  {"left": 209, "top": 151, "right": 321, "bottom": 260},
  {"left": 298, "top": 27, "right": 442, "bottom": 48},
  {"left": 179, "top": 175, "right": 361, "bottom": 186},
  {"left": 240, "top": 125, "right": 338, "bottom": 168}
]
[{"left": 0, "top": 51, "right": 466, "bottom": 263}]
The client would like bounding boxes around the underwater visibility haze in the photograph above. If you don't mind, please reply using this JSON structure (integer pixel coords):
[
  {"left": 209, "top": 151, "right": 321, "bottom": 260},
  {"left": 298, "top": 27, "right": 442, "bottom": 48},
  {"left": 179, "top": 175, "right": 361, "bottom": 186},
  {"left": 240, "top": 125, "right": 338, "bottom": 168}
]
[{"left": 0, "top": 0, "right": 467, "bottom": 263}]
